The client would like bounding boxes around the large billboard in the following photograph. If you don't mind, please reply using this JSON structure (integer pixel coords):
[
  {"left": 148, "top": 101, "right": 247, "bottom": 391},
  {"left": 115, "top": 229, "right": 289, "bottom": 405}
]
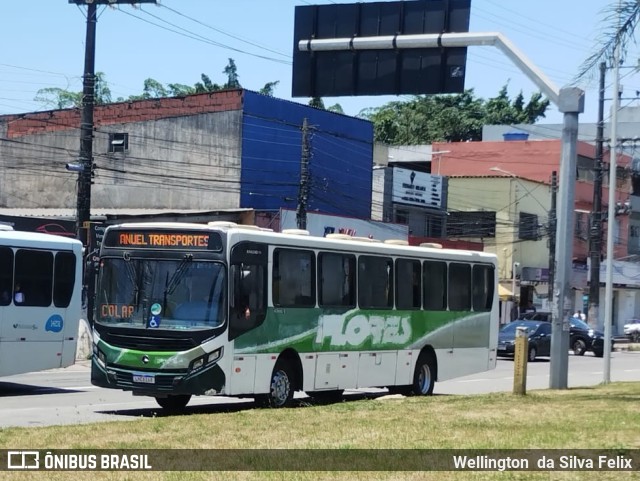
[
  {"left": 292, "top": 0, "right": 471, "bottom": 98},
  {"left": 392, "top": 167, "right": 444, "bottom": 208}
]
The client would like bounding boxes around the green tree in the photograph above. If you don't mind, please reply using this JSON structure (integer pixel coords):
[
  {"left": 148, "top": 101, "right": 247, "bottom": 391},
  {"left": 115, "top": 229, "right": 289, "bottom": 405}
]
[
  {"left": 308, "top": 97, "right": 325, "bottom": 109},
  {"left": 34, "top": 72, "right": 111, "bottom": 109},
  {"left": 307, "top": 97, "right": 345, "bottom": 113},
  {"left": 223, "top": 58, "right": 240, "bottom": 89},
  {"left": 194, "top": 74, "right": 222, "bottom": 93},
  {"left": 167, "top": 83, "right": 196, "bottom": 97},
  {"left": 126, "top": 78, "right": 168, "bottom": 101},
  {"left": 579, "top": 1, "right": 640, "bottom": 79},
  {"left": 259, "top": 81, "right": 280, "bottom": 96},
  {"left": 360, "top": 86, "right": 549, "bottom": 144}
]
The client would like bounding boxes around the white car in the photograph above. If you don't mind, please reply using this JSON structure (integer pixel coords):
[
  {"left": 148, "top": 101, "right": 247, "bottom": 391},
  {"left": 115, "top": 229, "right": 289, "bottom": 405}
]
[{"left": 623, "top": 319, "right": 640, "bottom": 342}]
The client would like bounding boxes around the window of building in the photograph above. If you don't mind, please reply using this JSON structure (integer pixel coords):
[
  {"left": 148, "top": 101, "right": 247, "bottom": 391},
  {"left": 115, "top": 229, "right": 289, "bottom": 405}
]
[
  {"left": 358, "top": 256, "right": 393, "bottom": 309},
  {"left": 53, "top": 252, "right": 76, "bottom": 308},
  {"left": 472, "top": 264, "right": 494, "bottom": 312},
  {"left": 447, "top": 211, "right": 496, "bottom": 238},
  {"left": 577, "top": 155, "right": 595, "bottom": 182},
  {"left": 319, "top": 252, "right": 356, "bottom": 307},
  {"left": 395, "top": 209, "right": 409, "bottom": 225},
  {"left": 574, "top": 212, "right": 589, "bottom": 240},
  {"left": 272, "top": 249, "right": 315, "bottom": 307},
  {"left": 423, "top": 260, "right": 447, "bottom": 310},
  {"left": 108, "top": 133, "right": 129, "bottom": 153},
  {"left": 518, "top": 212, "right": 539, "bottom": 241},
  {"left": 396, "top": 259, "right": 421, "bottom": 310},
  {"left": 448, "top": 263, "right": 471, "bottom": 310},
  {"left": 14, "top": 249, "right": 54, "bottom": 307}
]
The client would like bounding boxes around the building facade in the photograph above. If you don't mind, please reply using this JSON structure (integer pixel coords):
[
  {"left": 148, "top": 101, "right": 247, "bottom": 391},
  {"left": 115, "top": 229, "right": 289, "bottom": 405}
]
[
  {"left": 0, "top": 90, "right": 374, "bottom": 220},
  {"left": 433, "top": 138, "right": 635, "bottom": 333}
]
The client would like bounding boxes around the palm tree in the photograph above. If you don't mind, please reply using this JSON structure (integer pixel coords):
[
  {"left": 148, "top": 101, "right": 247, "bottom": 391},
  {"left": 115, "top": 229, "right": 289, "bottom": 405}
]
[{"left": 578, "top": 1, "right": 640, "bottom": 79}]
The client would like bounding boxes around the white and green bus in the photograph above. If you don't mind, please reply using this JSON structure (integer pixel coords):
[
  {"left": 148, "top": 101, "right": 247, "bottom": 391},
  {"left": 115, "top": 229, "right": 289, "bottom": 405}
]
[{"left": 91, "top": 222, "right": 498, "bottom": 410}]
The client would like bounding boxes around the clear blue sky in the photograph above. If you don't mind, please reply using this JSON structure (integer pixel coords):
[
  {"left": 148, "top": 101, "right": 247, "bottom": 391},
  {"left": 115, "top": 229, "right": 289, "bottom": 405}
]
[{"left": 0, "top": 0, "right": 630, "bottom": 126}]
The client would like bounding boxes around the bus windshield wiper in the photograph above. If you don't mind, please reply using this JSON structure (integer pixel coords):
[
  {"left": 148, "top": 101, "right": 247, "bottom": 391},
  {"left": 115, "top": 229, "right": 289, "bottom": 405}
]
[
  {"left": 163, "top": 254, "right": 193, "bottom": 312},
  {"left": 123, "top": 256, "right": 140, "bottom": 306}
]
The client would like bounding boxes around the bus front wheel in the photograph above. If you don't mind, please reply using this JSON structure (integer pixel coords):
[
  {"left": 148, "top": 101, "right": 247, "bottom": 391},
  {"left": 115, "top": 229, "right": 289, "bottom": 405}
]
[
  {"left": 155, "top": 394, "right": 191, "bottom": 411},
  {"left": 411, "top": 353, "right": 436, "bottom": 396},
  {"left": 257, "top": 361, "right": 295, "bottom": 408}
]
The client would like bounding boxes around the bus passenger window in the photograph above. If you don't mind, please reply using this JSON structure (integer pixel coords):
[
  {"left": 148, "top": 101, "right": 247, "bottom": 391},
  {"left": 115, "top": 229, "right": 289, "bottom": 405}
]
[
  {"left": 396, "top": 259, "right": 421, "bottom": 310},
  {"left": 0, "top": 247, "right": 13, "bottom": 306},
  {"left": 15, "top": 249, "right": 53, "bottom": 307},
  {"left": 318, "top": 253, "right": 356, "bottom": 308},
  {"left": 472, "top": 264, "right": 494, "bottom": 311}
]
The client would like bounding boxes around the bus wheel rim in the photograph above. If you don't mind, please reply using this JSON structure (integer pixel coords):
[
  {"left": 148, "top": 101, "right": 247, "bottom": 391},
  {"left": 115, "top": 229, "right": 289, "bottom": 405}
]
[
  {"left": 271, "top": 370, "right": 290, "bottom": 405},
  {"left": 418, "top": 364, "right": 431, "bottom": 393}
]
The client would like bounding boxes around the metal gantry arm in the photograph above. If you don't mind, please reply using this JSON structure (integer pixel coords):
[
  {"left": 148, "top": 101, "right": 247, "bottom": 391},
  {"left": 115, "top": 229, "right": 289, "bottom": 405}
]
[{"left": 298, "top": 32, "right": 560, "bottom": 105}]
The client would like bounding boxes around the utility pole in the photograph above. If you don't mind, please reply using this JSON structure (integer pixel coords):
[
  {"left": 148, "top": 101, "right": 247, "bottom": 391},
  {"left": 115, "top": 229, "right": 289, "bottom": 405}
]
[
  {"left": 69, "top": 0, "right": 157, "bottom": 326},
  {"left": 603, "top": 32, "right": 622, "bottom": 384},
  {"left": 548, "top": 171, "right": 557, "bottom": 302},
  {"left": 589, "top": 62, "right": 606, "bottom": 327},
  {"left": 75, "top": 1, "right": 97, "bottom": 247},
  {"left": 296, "top": 118, "right": 310, "bottom": 229}
]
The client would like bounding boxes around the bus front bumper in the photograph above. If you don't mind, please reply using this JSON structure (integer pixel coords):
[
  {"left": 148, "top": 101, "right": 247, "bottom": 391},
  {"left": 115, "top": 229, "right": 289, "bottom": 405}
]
[{"left": 91, "top": 358, "right": 226, "bottom": 396}]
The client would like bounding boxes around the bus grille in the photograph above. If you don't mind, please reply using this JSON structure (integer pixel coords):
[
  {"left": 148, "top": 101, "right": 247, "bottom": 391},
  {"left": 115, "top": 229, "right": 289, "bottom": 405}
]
[{"left": 103, "top": 333, "right": 196, "bottom": 352}]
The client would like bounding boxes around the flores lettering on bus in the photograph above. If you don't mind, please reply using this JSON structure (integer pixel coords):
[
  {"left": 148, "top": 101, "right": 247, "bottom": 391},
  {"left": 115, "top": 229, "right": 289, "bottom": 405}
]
[{"left": 315, "top": 314, "right": 411, "bottom": 347}]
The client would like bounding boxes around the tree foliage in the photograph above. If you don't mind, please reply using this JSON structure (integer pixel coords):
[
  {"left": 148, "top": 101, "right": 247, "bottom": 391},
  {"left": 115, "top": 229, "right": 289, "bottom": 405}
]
[
  {"left": 223, "top": 58, "right": 240, "bottom": 89},
  {"left": 578, "top": 1, "right": 640, "bottom": 80},
  {"left": 308, "top": 97, "right": 345, "bottom": 114},
  {"left": 34, "top": 72, "right": 111, "bottom": 109},
  {"left": 359, "top": 86, "right": 549, "bottom": 144},
  {"left": 259, "top": 81, "right": 280, "bottom": 96},
  {"left": 33, "top": 59, "right": 279, "bottom": 108}
]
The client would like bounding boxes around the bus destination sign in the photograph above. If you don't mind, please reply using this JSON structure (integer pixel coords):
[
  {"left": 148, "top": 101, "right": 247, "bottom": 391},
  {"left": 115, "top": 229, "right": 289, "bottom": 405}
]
[{"left": 104, "top": 230, "right": 222, "bottom": 251}]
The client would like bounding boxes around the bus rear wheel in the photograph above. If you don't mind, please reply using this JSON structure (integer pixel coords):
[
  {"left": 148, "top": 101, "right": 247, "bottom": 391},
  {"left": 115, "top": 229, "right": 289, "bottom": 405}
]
[
  {"left": 411, "top": 353, "right": 436, "bottom": 396},
  {"left": 257, "top": 361, "right": 295, "bottom": 408},
  {"left": 155, "top": 394, "right": 191, "bottom": 411}
]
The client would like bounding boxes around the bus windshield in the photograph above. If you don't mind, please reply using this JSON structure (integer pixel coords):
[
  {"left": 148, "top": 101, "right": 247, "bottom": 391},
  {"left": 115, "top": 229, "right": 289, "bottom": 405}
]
[{"left": 97, "top": 257, "right": 226, "bottom": 331}]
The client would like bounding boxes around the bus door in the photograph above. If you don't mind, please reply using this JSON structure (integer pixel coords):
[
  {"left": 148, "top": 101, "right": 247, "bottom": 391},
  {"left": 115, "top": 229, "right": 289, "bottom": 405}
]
[{"left": 228, "top": 241, "right": 267, "bottom": 394}]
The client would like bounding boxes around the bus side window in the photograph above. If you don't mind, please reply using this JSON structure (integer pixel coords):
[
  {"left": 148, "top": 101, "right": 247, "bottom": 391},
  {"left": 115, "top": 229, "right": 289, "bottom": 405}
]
[
  {"left": 0, "top": 247, "right": 13, "bottom": 306},
  {"left": 15, "top": 249, "right": 53, "bottom": 307}
]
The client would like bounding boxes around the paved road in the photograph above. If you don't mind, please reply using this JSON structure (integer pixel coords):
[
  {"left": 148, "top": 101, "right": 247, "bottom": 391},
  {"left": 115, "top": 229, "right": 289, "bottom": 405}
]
[{"left": 0, "top": 351, "right": 638, "bottom": 428}]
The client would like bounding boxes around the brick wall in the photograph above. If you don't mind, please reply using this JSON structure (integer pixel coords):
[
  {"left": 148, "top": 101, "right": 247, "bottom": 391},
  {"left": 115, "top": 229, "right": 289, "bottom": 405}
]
[{"left": 1, "top": 89, "right": 243, "bottom": 138}]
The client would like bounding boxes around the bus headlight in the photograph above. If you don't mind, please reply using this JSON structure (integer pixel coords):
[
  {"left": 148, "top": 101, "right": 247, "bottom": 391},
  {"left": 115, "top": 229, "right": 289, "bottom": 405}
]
[
  {"left": 192, "top": 358, "right": 204, "bottom": 371},
  {"left": 207, "top": 347, "right": 223, "bottom": 365},
  {"left": 95, "top": 348, "right": 106, "bottom": 367}
]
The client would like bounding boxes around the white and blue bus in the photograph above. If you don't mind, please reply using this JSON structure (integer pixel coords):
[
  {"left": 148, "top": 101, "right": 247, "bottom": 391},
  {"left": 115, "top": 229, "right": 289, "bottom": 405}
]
[
  {"left": 0, "top": 228, "right": 83, "bottom": 377},
  {"left": 91, "top": 222, "right": 499, "bottom": 410}
]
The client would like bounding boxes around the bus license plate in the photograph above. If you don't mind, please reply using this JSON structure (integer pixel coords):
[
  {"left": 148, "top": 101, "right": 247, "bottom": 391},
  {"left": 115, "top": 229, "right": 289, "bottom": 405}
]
[{"left": 132, "top": 373, "right": 155, "bottom": 384}]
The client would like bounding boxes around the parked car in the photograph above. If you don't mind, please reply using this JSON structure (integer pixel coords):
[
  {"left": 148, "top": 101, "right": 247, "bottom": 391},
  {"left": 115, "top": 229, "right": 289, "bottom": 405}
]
[
  {"left": 498, "top": 320, "right": 551, "bottom": 361},
  {"left": 624, "top": 319, "right": 640, "bottom": 342},
  {"left": 511, "top": 312, "right": 610, "bottom": 357}
]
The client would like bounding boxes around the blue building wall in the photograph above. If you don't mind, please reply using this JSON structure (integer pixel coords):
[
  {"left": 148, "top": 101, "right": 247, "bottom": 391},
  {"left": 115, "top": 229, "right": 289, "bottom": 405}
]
[{"left": 241, "top": 91, "right": 373, "bottom": 219}]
